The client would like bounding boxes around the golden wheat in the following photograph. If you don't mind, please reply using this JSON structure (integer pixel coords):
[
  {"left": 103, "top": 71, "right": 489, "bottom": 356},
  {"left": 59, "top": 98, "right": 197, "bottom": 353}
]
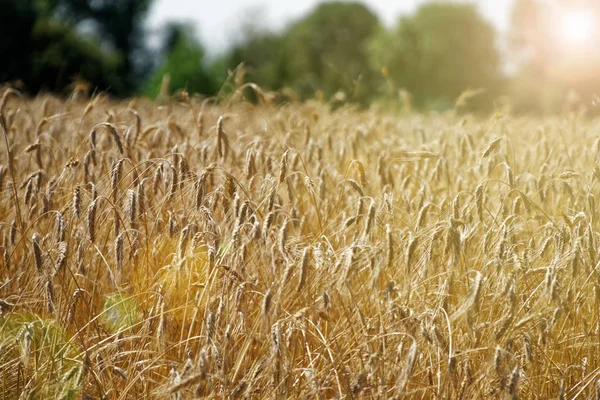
[{"left": 1, "top": 87, "right": 600, "bottom": 399}]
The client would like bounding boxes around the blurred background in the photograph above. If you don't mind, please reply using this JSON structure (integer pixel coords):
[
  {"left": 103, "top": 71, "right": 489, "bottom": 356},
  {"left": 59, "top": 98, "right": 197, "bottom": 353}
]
[{"left": 2, "top": 0, "right": 600, "bottom": 113}]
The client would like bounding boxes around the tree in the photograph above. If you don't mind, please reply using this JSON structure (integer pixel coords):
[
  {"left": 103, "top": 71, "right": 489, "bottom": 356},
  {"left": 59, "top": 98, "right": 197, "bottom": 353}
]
[
  {"left": 224, "top": 1, "right": 380, "bottom": 104},
  {"left": 143, "top": 23, "right": 218, "bottom": 98},
  {"left": 369, "top": 2, "right": 501, "bottom": 110},
  {"left": 54, "top": 0, "right": 153, "bottom": 94},
  {"left": 284, "top": 2, "right": 381, "bottom": 103},
  {"left": 0, "top": 0, "right": 122, "bottom": 94},
  {"left": 227, "top": 29, "right": 288, "bottom": 91}
]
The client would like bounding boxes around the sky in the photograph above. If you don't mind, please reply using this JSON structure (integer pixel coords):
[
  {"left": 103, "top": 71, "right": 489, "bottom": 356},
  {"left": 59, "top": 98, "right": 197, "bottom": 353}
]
[{"left": 147, "top": 0, "right": 515, "bottom": 55}]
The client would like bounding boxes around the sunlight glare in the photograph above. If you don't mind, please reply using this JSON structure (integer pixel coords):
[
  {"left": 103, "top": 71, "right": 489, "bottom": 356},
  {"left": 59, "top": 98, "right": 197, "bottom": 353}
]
[{"left": 561, "top": 9, "right": 596, "bottom": 45}]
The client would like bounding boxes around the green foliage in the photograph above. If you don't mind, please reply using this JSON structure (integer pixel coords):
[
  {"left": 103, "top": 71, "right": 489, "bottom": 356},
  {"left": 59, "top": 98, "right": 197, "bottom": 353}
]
[
  {"left": 228, "top": 30, "right": 288, "bottom": 91},
  {"left": 369, "top": 2, "right": 501, "bottom": 110},
  {"left": 225, "top": 1, "right": 502, "bottom": 109},
  {"left": 0, "top": 314, "right": 82, "bottom": 397},
  {"left": 102, "top": 293, "right": 141, "bottom": 332},
  {"left": 284, "top": 2, "right": 380, "bottom": 103},
  {"left": 55, "top": 0, "right": 154, "bottom": 92},
  {"left": 225, "top": 1, "right": 380, "bottom": 104},
  {"left": 30, "top": 19, "right": 124, "bottom": 93},
  {"left": 0, "top": 0, "right": 150, "bottom": 96},
  {"left": 144, "top": 25, "right": 219, "bottom": 98},
  {"left": 12, "top": 0, "right": 596, "bottom": 113}
]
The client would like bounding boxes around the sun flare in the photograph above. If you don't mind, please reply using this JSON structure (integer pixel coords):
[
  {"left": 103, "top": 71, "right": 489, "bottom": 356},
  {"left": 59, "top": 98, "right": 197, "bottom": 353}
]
[{"left": 561, "top": 8, "right": 596, "bottom": 45}]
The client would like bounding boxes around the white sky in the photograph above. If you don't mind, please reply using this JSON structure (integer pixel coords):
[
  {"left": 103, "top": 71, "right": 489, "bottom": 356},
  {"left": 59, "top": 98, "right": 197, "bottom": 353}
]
[{"left": 148, "top": 0, "right": 515, "bottom": 55}]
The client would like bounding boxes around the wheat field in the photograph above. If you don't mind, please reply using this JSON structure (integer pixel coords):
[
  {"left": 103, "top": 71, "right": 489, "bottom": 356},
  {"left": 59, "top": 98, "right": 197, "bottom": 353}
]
[{"left": 0, "top": 87, "right": 600, "bottom": 399}]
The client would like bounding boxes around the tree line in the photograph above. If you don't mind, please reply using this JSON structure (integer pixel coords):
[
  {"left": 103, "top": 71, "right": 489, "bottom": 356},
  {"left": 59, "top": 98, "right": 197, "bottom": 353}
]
[{"left": 2, "top": 0, "right": 598, "bottom": 113}]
